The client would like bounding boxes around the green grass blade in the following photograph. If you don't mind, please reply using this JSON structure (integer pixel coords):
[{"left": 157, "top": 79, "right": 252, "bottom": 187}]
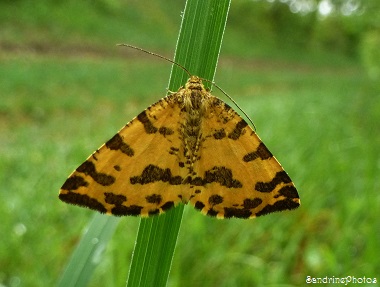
[
  {"left": 57, "top": 214, "right": 119, "bottom": 287},
  {"left": 170, "top": 0, "right": 231, "bottom": 88},
  {"left": 126, "top": 207, "right": 185, "bottom": 287},
  {"left": 126, "top": 1, "right": 231, "bottom": 287}
]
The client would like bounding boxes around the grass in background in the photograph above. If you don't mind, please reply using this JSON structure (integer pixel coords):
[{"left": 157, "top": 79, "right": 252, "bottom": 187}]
[
  {"left": 0, "top": 0, "right": 182, "bottom": 52},
  {"left": 0, "top": 1, "right": 379, "bottom": 286}
]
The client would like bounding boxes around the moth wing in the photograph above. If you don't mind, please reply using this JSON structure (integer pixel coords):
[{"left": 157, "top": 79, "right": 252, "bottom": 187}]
[
  {"left": 189, "top": 98, "right": 300, "bottom": 219},
  {"left": 59, "top": 95, "right": 187, "bottom": 217}
]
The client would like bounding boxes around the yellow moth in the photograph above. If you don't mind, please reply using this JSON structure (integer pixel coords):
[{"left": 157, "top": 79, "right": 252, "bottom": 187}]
[{"left": 59, "top": 46, "right": 300, "bottom": 219}]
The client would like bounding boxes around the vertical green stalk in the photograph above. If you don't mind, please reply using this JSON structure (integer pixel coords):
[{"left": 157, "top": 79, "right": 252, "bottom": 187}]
[{"left": 127, "top": 1, "right": 231, "bottom": 287}]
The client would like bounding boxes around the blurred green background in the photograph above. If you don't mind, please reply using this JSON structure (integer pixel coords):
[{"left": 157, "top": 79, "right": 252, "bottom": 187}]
[{"left": 1, "top": 0, "right": 379, "bottom": 286}]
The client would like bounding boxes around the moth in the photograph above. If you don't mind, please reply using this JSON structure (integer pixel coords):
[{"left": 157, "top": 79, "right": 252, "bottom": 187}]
[{"left": 59, "top": 46, "right": 300, "bottom": 219}]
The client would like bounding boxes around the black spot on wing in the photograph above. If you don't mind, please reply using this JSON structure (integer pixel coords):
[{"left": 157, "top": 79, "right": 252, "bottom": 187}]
[
  {"left": 111, "top": 205, "right": 143, "bottom": 216},
  {"left": 275, "top": 185, "right": 299, "bottom": 199},
  {"left": 209, "top": 194, "right": 223, "bottom": 205},
  {"left": 224, "top": 207, "right": 252, "bottom": 219},
  {"left": 255, "top": 198, "right": 299, "bottom": 217},
  {"left": 159, "top": 127, "right": 174, "bottom": 136},
  {"left": 161, "top": 201, "right": 175, "bottom": 211},
  {"left": 61, "top": 175, "right": 88, "bottom": 191},
  {"left": 190, "top": 176, "right": 203, "bottom": 186},
  {"left": 146, "top": 194, "right": 162, "bottom": 204},
  {"left": 104, "top": 192, "right": 127, "bottom": 205},
  {"left": 130, "top": 164, "right": 183, "bottom": 185},
  {"left": 106, "top": 134, "right": 134, "bottom": 156},
  {"left": 103, "top": 192, "right": 144, "bottom": 216},
  {"left": 137, "top": 110, "right": 158, "bottom": 134},
  {"left": 243, "top": 198, "right": 262, "bottom": 209},
  {"left": 204, "top": 166, "right": 242, "bottom": 188},
  {"left": 255, "top": 171, "right": 292, "bottom": 193},
  {"left": 76, "top": 161, "right": 115, "bottom": 186},
  {"left": 207, "top": 208, "right": 218, "bottom": 217},
  {"left": 213, "top": 128, "right": 226, "bottom": 139},
  {"left": 228, "top": 120, "right": 247, "bottom": 140},
  {"left": 243, "top": 142, "right": 273, "bottom": 162},
  {"left": 194, "top": 201, "right": 205, "bottom": 211},
  {"left": 59, "top": 192, "right": 107, "bottom": 213}
]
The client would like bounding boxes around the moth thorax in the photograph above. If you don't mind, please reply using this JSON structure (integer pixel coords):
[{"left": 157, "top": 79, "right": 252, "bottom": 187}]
[{"left": 181, "top": 92, "right": 207, "bottom": 113}]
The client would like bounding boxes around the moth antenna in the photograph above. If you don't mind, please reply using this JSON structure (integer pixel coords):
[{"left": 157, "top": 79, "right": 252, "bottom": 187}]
[
  {"left": 118, "top": 44, "right": 256, "bottom": 131},
  {"left": 117, "top": 44, "right": 192, "bottom": 77}
]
